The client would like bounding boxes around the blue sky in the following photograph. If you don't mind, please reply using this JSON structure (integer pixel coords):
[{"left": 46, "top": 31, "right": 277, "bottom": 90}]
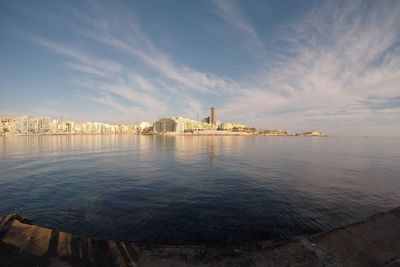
[{"left": 0, "top": 0, "right": 399, "bottom": 136}]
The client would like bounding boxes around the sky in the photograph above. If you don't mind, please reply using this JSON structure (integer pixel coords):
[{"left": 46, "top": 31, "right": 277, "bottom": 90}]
[{"left": 0, "top": 0, "right": 399, "bottom": 136}]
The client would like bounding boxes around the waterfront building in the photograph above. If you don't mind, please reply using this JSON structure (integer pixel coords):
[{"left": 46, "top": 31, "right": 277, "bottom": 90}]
[
  {"left": 0, "top": 118, "right": 4, "bottom": 134},
  {"left": 59, "top": 121, "right": 75, "bottom": 133},
  {"left": 15, "top": 116, "right": 26, "bottom": 133},
  {"left": 15, "top": 115, "right": 35, "bottom": 134},
  {"left": 74, "top": 122, "right": 82, "bottom": 133},
  {"left": 259, "top": 129, "right": 288, "bottom": 135},
  {"left": 219, "top": 122, "right": 247, "bottom": 131},
  {"left": 120, "top": 125, "right": 133, "bottom": 134},
  {"left": 49, "top": 120, "right": 57, "bottom": 133},
  {"left": 0, "top": 115, "right": 137, "bottom": 135},
  {"left": 110, "top": 125, "right": 117, "bottom": 134},
  {"left": 36, "top": 117, "right": 51, "bottom": 133},
  {"left": 92, "top": 122, "right": 103, "bottom": 134},
  {"left": 0, "top": 117, "right": 16, "bottom": 134},
  {"left": 210, "top": 106, "right": 216, "bottom": 127},
  {"left": 135, "top": 122, "right": 152, "bottom": 133},
  {"left": 81, "top": 122, "right": 89, "bottom": 133},
  {"left": 303, "top": 131, "right": 325, "bottom": 137},
  {"left": 154, "top": 117, "right": 212, "bottom": 133},
  {"left": 154, "top": 117, "right": 182, "bottom": 132}
]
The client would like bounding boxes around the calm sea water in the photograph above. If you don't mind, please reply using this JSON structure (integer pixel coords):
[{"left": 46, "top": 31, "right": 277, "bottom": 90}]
[{"left": 0, "top": 135, "right": 399, "bottom": 245}]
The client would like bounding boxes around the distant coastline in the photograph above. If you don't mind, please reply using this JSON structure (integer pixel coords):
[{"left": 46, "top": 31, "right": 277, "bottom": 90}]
[
  {"left": 0, "top": 131, "right": 327, "bottom": 137},
  {"left": 157, "top": 130, "right": 326, "bottom": 137},
  {"left": 1, "top": 110, "right": 326, "bottom": 137}
]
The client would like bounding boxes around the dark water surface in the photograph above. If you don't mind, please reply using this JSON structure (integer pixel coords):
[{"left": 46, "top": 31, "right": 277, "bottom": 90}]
[{"left": 0, "top": 135, "right": 399, "bottom": 245}]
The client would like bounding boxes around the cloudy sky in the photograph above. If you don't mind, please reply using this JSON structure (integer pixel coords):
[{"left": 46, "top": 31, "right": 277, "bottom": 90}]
[{"left": 0, "top": 0, "right": 399, "bottom": 136}]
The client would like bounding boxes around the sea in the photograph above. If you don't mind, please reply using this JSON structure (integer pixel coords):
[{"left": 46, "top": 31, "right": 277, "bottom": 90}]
[{"left": 0, "top": 135, "right": 399, "bottom": 245}]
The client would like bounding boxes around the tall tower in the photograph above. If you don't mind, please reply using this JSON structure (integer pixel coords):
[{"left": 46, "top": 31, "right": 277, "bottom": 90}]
[{"left": 210, "top": 106, "right": 216, "bottom": 127}]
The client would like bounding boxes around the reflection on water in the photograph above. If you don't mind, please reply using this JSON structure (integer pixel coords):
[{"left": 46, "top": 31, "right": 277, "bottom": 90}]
[{"left": 0, "top": 135, "right": 399, "bottom": 245}]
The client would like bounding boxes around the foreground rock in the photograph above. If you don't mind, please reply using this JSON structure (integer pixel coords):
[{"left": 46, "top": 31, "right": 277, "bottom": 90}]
[{"left": 1, "top": 207, "right": 399, "bottom": 266}]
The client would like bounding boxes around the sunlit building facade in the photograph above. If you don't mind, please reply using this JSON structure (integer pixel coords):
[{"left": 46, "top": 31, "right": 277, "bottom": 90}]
[
  {"left": 0, "top": 115, "right": 135, "bottom": 135},
  {"left": 153, "top": 117, "right": 212, "bottom": 133},
  {"left": 210, "top": 106, "right": 216, "bottom": 127},
  {"left": 219, "top": 122, "right": 247, "bottom": 131}
]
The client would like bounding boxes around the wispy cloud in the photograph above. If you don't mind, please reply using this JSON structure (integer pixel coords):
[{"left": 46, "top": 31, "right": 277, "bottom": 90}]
[
  {"left": 76, "top": 27, "right": 237, "bottom": 95},
  {"left": 99, "top": 83, "right": 167, "bottom": 113},
  {"left": 90, "top": 94, "right": 128, "bottom": 113},
  {"left": 212, "top": 0, "right": 264, "bottom": 49},
  {"left": 13, "top": 0, "right": 400, "bottom": 134},
  {"left": 30, "top": 34, "right": 168, "bottom": 119},
  {"left": 66, "top": 62, "right": 108, "bottom": 76},
  {"left": 218, "top": 0, "right": 400, "bottom": 133},
  {"left": 31, "top": 36, "right": 122, "bottom": 75},
  {"left": 22, "top": 2, "right": 240, "bottom": 121}
]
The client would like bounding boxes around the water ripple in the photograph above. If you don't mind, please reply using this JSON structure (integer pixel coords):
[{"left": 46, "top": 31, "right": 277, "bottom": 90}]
[{"left": 0, "top": 135, "right": 399, "bottom": 245}]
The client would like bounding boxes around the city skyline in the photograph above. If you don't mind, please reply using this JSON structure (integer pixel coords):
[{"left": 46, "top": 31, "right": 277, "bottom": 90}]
[
  {"left": 1, "top": 113, "right": 325, "bottom": 137},
  {"left": 1, "top": 1, "right": 400, "bottom": 137}
]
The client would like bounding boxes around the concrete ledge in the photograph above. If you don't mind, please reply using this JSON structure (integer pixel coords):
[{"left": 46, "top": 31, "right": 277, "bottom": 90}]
[{"left": 1, "top": 207, "right": 400, "bottom": 266}]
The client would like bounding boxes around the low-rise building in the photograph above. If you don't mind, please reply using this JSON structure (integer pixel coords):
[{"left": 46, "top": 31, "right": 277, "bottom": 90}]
[
  {"left": 0, "top": 117, "right": 16, "bottom": 134},
  {"left": 135, "top": 122, "right": 152, "bottom": 133},
  {"left": 303, "top": 131, "right": 325, "bottom": 137},
  {"left": 219, "top": 122, "right": 247, "bottom": 131},
  {"left": 154, "top": 117, "right": 212, "bottom": 133}
]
